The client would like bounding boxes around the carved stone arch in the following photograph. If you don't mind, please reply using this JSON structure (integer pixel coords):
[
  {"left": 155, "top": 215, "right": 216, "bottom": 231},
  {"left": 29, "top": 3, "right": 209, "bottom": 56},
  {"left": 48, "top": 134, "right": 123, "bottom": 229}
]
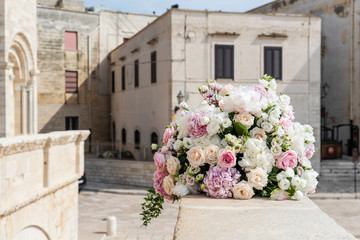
[
  {"left": 7, "top": 33, "right": 36, "bottom": 135},
  {"left": 15, "top": 225, "right": 51, "bottom": 240}
]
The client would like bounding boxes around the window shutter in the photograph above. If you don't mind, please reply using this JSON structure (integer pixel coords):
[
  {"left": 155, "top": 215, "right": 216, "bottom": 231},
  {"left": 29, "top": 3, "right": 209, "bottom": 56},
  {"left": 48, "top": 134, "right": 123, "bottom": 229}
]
[
  {"left": 111, "top": 71, "right": 115, "bottom": 93},
  {"left": 122, "top": 66, "right": 125, "bottom": 90},
  {"left": 215, "top": 45, "right": 234, "bottom": 80},
  {"left": 134, "top": 60, "right": 139, "bottom": 88},
  {"left": 264, "top": 47, "right": 282, "bottom": 80},
  {"left": 65, "top": 31, "right": 77, "bottom": 51},
  {"left": 151, "top": 51, "right": 157, "bottom": 83},
  {"left": 65, "top": 71, "right": 78, "bottom": 93}
]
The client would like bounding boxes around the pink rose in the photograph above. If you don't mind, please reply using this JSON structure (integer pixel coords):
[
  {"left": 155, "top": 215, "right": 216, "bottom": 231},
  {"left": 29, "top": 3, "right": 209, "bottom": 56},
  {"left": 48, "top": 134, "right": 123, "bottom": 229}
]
[
  {"left": 270, "top": 189, "right": 290, "bottom": 201},
  {"left": 279, "top": 118, "right": 293, "bottom": 132},
  {"left": 153, "top": 169, "right": 173, "bottom": 200},
  {"left": 305, "top": 143, "right": 315, "bottom": 159},
  {"left": 276, "top": 150, "right": 298, "bottom": 170},
  {"left": 217, "top": 149, "right": 236, "bottom": 168},
  {"left": 163, "top": 127, "right": 175, "bottom": 145},
  {"left": 154, "top": 152, "right": 166, "bottom": 171}
]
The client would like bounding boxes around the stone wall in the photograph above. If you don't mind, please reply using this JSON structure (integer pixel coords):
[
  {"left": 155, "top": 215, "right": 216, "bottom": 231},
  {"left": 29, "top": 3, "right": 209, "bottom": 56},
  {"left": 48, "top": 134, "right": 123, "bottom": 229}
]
[
  {"left": 85, "top": 158, "right": 156, "bottom": 187},
  {"left": 0, "top": 130, "right": 89, "bottom": 240}
]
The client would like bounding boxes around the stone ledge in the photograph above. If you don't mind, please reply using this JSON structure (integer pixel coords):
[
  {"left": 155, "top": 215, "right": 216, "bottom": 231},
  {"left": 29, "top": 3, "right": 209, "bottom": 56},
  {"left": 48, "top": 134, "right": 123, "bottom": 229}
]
[
  {"left": 173, "top": 195, "right": 356, "bottom": 240},
  {"left": 0, "top": 130, "right": 90, "bottom": 157}
]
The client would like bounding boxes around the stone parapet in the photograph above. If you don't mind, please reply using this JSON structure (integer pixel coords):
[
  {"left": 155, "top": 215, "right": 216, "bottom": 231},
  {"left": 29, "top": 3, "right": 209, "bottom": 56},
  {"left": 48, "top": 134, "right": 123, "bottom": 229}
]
[
  {"left": 174, "top": 195, "right": 356, "bottom": 240},
  {"left": 0, "top": 130, "right": 89, "bottom": 240}
]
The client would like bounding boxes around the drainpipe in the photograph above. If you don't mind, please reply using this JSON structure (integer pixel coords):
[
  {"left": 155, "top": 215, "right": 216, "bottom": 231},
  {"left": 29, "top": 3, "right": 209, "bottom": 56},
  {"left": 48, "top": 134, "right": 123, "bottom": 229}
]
[
  {"left": 350, "top": 0, "right": 355, "bottom": 121},
  {"left": 87, "top": 25, "right": 99, "bottom": 143}
]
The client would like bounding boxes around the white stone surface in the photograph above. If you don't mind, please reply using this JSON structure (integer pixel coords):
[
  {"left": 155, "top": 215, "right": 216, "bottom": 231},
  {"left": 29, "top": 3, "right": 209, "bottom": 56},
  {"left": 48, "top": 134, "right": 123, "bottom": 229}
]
[
  {"left": 173, "top": 195, "right": 356, "bottom": 240},
  {"left": 0, "top": 130, "right": 89, "bottom": 240}
]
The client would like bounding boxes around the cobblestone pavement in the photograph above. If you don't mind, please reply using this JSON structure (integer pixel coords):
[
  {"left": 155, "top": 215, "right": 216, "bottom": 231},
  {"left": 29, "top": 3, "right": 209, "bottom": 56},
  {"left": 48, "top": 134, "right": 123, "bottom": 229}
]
[{"left": 79, "top": 182, "right": 360, "bottom": 240}]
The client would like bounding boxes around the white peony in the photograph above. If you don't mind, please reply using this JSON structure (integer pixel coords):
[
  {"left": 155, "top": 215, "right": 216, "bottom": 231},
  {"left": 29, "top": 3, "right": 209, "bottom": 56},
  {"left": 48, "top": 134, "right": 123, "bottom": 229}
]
[{"left": 201, "top": 116, "right": 210, "bottom": 125}]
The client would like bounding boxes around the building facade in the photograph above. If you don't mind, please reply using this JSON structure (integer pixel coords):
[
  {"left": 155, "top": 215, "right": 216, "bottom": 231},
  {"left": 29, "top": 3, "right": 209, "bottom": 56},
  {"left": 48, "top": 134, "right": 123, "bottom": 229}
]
[
  {"left": 110, "top": 9, "right": 321, "bottom": 172},
  {"left": 0, "top": 0, "right": 38, "bottom": 137},
  {"left": 249, "top": 0, "right": 360, "bottom": 156},
  {"left": 36, "top": 0, "right": 157, "bottom": 152}
]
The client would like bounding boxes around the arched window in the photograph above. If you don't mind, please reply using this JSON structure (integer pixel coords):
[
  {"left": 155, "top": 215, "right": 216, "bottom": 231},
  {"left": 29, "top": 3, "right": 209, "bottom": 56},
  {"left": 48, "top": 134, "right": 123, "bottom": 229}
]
[
  {"left": 151, "top": 132, "right": 158, "bottom": 145},
  {"left": 135, "top": 130, "right": 140, "bottom": 149},
  {"left": 122, "top": 128, "right": 126, "bottom": 144}
]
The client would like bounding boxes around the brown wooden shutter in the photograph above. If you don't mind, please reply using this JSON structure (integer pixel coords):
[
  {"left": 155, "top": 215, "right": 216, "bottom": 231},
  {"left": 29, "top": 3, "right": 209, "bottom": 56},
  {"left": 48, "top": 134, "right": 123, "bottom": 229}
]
[
  {"left": 151, "top": 51, "right": 157, "bottom": 83},
  {"left": 122, "top": 66, "right": 125, "bottom": 90},
  {"left": 215, "top": 45, "right": 234, "bottom": 80},
  {"left": 134, "top": 60, "right": 139, "bottom": 88}
]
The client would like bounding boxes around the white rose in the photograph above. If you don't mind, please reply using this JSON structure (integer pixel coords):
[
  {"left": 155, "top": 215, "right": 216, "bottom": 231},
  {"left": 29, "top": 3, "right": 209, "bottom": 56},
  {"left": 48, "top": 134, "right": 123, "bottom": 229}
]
[
  {"left": 261, "top": 122, "right": 273, "bottom": 133},
  {"left": 222, "top": 118, "right": 232, "bottom": 128},
  {"left": 211, "top": 115, "right": 223, "bottom": 124},
  {"left": 250, "top": 127, "right": 267, "bottom": 141},
  {"left": 246, "top": 168, "right": 268, "bottom": 190},
  {"left": 172, "top": 183, "right": 190, "bottom": 197},
  {"left": 173, "top": 140, "right": 183, "bottom": 151},
  {"left": 204, "top": 145, "right": 219, "bottom": 165},
  {"left": 232, "top": 181, "right": 255, "bottom": 200},
  {"left": 276, "top": 171, "right": 286, "bottom": 181},
  {"left": 201, "top": 116, "right": 210, "bottom": 125},
  {"left": 285, "top": 168, "right": 295, "bottom": 178},
  {"left": 207, "top": 122, "right": 221, "bottom": 136},
  {"left": 234, "top": 112, "right": 255, "bottom": 129},
  {"left": 271, "top": 145, "right": 282, "bottom": 156},
  {"left": 183, "top": 137, "right": 194, "bottom": 149},
  {"left": 163, "top": 176, "right": 175, "bottom": 195},
  {"left": 279, "top": 179, "right": 290, "bottom": 190},
  {"left": 219, "top": 97, "right": 234, "bottom": 112},
  {"left": 294, "top": 190, "right": 304, "bottom": 200},
  {"left": 186, "top": 146, "right": 206, "bottom": 167},
  {"left": 166, "top": 156, "right": 181, "bottom": 175},
  {"left": 291, "top": 176, "right": 301, "bottom": 187},
  {"left": 219, "top": 84, "right": 236, "bottom": 96}
]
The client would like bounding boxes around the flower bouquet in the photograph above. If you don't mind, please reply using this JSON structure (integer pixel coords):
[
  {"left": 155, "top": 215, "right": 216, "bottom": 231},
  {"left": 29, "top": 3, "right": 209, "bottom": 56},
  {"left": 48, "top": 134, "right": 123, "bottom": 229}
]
[{"left": 141, "top": 75, "right": 318, "bottom": 226}]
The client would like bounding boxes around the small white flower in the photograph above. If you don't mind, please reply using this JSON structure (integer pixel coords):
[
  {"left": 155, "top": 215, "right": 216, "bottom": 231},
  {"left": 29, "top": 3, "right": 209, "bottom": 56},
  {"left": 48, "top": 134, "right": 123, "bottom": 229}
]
[
  {"left": 294, "top": 190, "right": 304, "bottom": 200},
  {"left": 279, "top": 179, "right": 290, "bottom": 190},
  {"left": 207, "top": 122, "right": 221, "bottom": 136},
  {"left": 221, "top": 138, "right": 228, "bottom": 147},
  {"left": 200, "top": 85, "right": 209, "bottom": 93},
  {"left": 276, "top": 171, "right": 286, "bottom": 181},
  {"left": 222, "top": 118, "right": 232, "bottom": 128},
  {"left": 271, "top": 137, "right": 283, "bottom": 146},
  {"left": 261, "top": 121, "right": 273, "bottom": 133},
  {"left": 183, "top": 137, "right": 194, "bottom": 149},
  {"left": 271, "top": 145, "right": 282, "bottom": 156},
  {"left": 291, "top": 176, "right": 301, "bottom": 187},
  {"left": 172, "top": 183, "right": 190, "bottom": 197},
  {"left": 285, "top": 168, "right": 295, "bottom": 178},
  {"left": 173, "top": 140, "right": 183, "bottom": 151}
]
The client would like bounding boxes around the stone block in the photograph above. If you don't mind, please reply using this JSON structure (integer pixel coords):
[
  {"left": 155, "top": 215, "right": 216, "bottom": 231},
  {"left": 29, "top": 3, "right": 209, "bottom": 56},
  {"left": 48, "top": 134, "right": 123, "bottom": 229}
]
[{"left": 173, "top": 195, "right": 356, "bottom": 240}]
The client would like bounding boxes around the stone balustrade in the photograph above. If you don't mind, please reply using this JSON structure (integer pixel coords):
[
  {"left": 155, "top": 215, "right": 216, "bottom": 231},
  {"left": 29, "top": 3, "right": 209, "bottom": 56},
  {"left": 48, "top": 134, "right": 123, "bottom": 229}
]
[
  {"left": 173, "top": 195, "right": 356, "bottom": 240},
  {"left": 0, "top": 130, "right": 89, "bottom": 240}
]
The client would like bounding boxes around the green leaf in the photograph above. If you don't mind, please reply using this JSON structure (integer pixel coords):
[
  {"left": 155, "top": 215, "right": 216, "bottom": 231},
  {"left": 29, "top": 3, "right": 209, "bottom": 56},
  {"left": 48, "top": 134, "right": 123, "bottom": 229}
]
[
  {"left": 233, "top": 122, "right": 251, "bottom": 138},
  {"left": 140, "top": 189, "right": 165, "bottom": 227}
]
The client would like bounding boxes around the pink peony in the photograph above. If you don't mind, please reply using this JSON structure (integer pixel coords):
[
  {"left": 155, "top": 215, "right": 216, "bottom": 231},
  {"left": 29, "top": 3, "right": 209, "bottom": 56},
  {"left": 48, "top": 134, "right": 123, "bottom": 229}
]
[
  {"left": 305, "top": 143, "right": 315, "bottom": 159},
  {"left": 286, "top": 105, "right": 295, "bottom": 121},
  {"left": 188, "top": 112, "right": 208, "bottom": 138},
  {"left": 163, "top": 127, "right": 175, "bottom": 145},
  {"left": 269, "top": 189, "right": 290, "bottom": 201},
  {"left": 153, "top": 169, "right": 173, "bottom": 200},
  {"left": 276, "top": 150, "right": 298, "bottom": 170},
  {"left": 203, "top": 166, "right": 241, "bottom": 199},
  {"left": 217, "top": 149, "right": 236, "bottom": 168},
  {"left": 154, "top": 152, "right": 166, "bottom": 171},
  {"left": 279, "top": 118, "right": 293, "bottom": 132}
]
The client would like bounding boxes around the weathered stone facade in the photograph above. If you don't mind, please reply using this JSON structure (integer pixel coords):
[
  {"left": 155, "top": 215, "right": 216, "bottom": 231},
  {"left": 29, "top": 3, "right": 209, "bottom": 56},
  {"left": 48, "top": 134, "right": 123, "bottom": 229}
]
[
  {"left": 110, "top": 9, "right": 321, "bottom": 172},
  {"left": 0, "top": 130, "right": 90, "bottom": 240},
  {"left": 36, "top": 2, "right": 157, "bottom": 152},
  {"left": 249, "top": 0, "right": 360, "bottom": 154},
  {"left": 0, "top": 0, "right": 38, "bottom": 137}
]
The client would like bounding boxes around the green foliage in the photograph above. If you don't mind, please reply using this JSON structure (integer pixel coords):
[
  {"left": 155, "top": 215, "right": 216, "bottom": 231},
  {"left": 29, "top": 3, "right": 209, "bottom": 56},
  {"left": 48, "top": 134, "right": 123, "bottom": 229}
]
[
  {"left": 140, "top": 189, "right": 164, "bottom": 227},
  {"left": 259, "top": 167, "right": 281, "bottom": 197},
  {"left": 261, "top": 74, "right": 274, "bottom": 82},
  {"left": 233, "top": 122, "right": 251, "bottom": 138}
]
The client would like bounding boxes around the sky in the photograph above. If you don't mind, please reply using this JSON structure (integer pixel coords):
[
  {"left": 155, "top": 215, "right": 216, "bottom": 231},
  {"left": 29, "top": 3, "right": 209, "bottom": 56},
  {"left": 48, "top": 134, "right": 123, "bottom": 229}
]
[{"left": 82, "top": 0, "right": 275, "bottom": 15}]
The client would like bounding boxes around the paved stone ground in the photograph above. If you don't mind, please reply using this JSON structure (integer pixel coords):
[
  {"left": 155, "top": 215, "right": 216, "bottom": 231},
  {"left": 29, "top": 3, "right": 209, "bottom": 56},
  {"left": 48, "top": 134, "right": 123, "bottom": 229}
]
[{"left": 79, "top": 182, "right": 360, "bottom": 240}]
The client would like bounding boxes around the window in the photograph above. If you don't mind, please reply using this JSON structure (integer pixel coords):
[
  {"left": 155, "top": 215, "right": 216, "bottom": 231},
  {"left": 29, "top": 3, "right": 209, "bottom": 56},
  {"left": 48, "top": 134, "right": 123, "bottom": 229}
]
[
  {"left": 65, "top": 31, "right": 77, "bottom": 51},
  {"left": 264, "top": 47, "right": 282, "bottom": 80},
  {"left": 122, "top": 66, "right": 125, "bottom": 90},
  {"left": 111, "top": 71, "right": 115, "bottom": 93},
  {"left": 134, "top": 60, "right": 139, "bottom": 88},
  {"left": 122, "top": 128, "right": 126, "bottom": 144},
  {"left": 151, "top": 51, "right": 157, "bottom": 83},
  {"left": 151, "top": 132, "right": 158, "bottom": 144},
  {"left": 135, "top": 130, "right": 140, "bottom": 149},
  {"left": 65, "top": 117, "right": 79, "bottom": 130},
  {"left": 65, "top": 71, "right": 78, "bottom": 93},
  {"left": 215, "top": 45, "right": 234, "bottom": 80}
]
